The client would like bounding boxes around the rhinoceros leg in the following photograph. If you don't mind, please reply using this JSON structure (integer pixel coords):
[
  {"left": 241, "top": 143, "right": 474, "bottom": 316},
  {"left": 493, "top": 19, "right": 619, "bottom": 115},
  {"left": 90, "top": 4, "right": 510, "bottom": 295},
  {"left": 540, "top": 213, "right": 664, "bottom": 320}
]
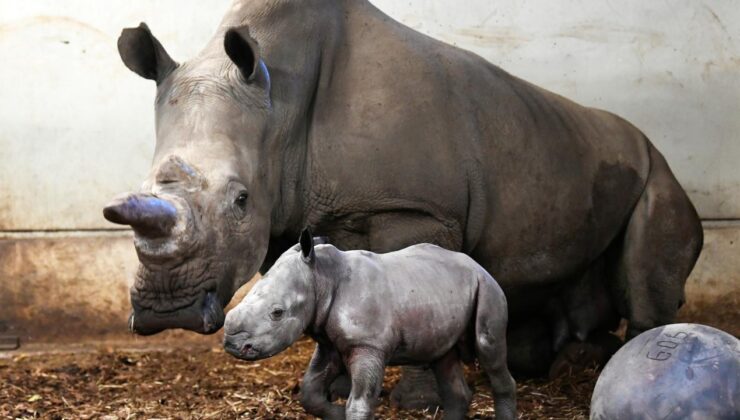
[
  {"left": 474, "top": 273, "right": 517, "bottom": 420},
  {"left": 549, "top": 145, "right": 703, "bottom": 376},
  {"left": 548, "top": 257, "right": 622, "bottom": 378},
  {"left": 300, "top": 343, "right": 346, "bottom": 419},
  {"left": 431, "top": 349, "right": 472, "bottom": 420},
  {"left": 389, "top": 365, "right": 442, "bottom": 410},
  {"left": 345, "top": 347, "right": 386, "bottom": 420},
  {"left": 610, "top": 144, "right": 703, "bottom": 339},
  {"left": 505, "top": 317, "right": 556, "bottom": 376}
]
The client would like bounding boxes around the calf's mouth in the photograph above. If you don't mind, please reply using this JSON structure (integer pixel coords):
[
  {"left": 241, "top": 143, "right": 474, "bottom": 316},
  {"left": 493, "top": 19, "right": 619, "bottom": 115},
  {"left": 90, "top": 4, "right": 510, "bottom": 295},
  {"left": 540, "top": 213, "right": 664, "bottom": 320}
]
[{"left": 223, "top": 332, "right": 261, "bottom": 360}]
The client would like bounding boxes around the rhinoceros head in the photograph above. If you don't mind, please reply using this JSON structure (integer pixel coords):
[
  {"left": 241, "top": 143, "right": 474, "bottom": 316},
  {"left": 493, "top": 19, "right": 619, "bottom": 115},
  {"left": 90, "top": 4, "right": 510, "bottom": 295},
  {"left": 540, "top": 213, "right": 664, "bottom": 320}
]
[{"left": 104, "top": 23, "right": 275, "bottom": 335}]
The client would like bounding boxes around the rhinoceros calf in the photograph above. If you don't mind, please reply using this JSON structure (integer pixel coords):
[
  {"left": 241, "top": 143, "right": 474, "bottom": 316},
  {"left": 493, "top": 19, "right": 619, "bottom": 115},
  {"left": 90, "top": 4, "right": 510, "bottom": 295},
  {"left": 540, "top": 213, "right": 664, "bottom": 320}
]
[{"left": 224, "top": 230, "right": 516, "bottom": 420}]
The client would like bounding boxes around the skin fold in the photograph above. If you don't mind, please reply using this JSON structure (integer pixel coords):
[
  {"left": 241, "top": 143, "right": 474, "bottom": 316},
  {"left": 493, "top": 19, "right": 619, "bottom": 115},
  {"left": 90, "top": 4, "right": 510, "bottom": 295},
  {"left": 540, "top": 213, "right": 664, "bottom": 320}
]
[{"left": 224, "top": 232, "right": 517, "bottom": 420}]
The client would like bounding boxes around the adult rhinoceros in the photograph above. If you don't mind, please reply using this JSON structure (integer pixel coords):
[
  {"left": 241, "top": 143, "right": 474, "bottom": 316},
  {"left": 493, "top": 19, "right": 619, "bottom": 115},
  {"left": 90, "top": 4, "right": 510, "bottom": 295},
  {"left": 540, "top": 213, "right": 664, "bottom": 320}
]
[{"left": 104, "top": 0, "right": 703, "bottom": 407}]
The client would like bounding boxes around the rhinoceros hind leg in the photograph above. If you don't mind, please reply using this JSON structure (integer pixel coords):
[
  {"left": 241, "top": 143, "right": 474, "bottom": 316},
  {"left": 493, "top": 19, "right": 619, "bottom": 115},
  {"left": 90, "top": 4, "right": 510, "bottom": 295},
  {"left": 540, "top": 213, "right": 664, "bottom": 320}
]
[
  {"left": 475, "top": 275, "right": 517, "bottom": 420},
  {"left": 431, "top": 349, "right": 472, "bottom": 420},
  {"left": 506, "top": 318, "right": 554, "bottom": 376},
  {"left": 389, "top": 366, "right": 442, "bottom": 410},
  {"left": 611, "top": 145, "right": 703, "bottom": 339}
]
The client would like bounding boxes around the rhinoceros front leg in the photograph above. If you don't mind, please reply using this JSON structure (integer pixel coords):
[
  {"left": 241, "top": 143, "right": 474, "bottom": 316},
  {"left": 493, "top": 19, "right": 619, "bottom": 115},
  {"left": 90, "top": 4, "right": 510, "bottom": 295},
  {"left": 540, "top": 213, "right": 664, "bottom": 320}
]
[
  {"left": 300, "top": 343, "right": 346, "bottom": 420},
  {"left": 345, "top": 348, "right": 386, "bottom": 420}
]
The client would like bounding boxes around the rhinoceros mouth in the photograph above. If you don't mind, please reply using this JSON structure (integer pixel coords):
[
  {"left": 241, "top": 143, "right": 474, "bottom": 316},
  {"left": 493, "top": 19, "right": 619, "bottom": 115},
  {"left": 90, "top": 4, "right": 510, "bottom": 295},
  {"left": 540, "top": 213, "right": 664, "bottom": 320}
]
[
  {"left": 130, "top": 259, "right": 219, "bottom": 313},
  {"left": 128, "top": 258, "right": 227, "bottom": 335},
  {"left": 129, "top": 290, "right": 224, "bottom": 336},
  {"left": 223, "top": 333, "right": 262, "bottom": 360}
]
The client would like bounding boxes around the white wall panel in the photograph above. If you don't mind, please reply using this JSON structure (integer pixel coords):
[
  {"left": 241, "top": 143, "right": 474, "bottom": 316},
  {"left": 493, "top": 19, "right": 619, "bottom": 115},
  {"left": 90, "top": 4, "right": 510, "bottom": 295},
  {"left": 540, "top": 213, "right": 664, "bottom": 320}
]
[
  {"left": 0, "top": 0, "right": 232, "bottom": 229},
  {"left": 1, "top": 0, "right": 737, "bottom": 230}
]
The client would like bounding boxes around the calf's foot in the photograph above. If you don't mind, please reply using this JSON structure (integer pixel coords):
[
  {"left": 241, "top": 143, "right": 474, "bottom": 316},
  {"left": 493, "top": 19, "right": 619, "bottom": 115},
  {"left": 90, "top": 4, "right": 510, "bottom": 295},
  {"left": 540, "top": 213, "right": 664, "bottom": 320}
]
[{"left": 389, "top": 365, "right": 442, "bottom": 411}]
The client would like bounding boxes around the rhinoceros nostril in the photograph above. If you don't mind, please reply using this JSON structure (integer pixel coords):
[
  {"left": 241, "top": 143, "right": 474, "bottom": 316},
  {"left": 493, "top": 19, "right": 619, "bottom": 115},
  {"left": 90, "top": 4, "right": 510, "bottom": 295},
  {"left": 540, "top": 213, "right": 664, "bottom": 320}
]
[{"left": 241, "top": 343, "right": 253, "bottom": 355}]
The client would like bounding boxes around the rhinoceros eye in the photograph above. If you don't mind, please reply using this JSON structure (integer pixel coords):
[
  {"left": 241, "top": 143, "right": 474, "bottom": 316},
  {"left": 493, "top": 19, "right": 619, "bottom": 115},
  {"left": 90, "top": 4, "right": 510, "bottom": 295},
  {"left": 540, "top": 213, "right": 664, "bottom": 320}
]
[
  {"left": 234, "top": 191, "right": 248, "bottom": 209},
  {"left": 270, "top": 308, "right": 285, "bottom": 321}
]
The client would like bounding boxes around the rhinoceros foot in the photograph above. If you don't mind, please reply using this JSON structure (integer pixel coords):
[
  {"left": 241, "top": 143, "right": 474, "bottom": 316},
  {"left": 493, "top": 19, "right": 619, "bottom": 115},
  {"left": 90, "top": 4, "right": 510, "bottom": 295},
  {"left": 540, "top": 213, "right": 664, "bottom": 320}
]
[{"left": 548, "top": 331, "right": 622, "bottom": 379}]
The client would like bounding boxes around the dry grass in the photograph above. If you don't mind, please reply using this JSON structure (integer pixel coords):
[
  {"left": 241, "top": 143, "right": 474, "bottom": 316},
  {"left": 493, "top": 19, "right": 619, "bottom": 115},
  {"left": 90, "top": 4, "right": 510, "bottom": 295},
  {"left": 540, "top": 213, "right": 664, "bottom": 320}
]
[{"left": 0, "top": 336, "right": 597, "bottom": 419}]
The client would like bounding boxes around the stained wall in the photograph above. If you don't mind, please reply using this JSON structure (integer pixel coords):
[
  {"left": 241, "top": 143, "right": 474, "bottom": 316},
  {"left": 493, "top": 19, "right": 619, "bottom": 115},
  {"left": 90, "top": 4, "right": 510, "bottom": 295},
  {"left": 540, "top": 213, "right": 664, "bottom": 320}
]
[{"left": 0, "top": 0, "right": 737, "bottom": 340}]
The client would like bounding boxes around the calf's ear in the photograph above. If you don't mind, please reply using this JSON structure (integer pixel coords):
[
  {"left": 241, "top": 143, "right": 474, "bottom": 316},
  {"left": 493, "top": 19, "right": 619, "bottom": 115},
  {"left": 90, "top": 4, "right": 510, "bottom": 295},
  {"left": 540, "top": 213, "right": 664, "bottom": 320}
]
[
  {"left": 118, "top": 23, "right": 177, "bottom": 83},
  {"left": 299, "top": 228, "right": 315, "bottom": 264}
]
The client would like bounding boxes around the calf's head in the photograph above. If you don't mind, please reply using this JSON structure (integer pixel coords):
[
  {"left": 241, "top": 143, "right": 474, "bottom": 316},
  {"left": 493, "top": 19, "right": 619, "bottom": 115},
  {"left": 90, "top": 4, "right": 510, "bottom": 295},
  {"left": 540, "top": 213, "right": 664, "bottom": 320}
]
[
  {"left": 105, "top": 23, "right": 276, "bottom": 335},
  {"left": 224, "top": 230, "right": 317, "bottom": 360}
]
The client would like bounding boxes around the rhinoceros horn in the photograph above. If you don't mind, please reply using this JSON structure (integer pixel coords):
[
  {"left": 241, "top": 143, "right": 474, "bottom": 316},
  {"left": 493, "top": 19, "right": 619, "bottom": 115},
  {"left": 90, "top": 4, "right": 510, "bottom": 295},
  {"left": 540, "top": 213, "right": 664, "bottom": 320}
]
[{"left": 103, "top": 193, "right": 178, "bottom": 238}]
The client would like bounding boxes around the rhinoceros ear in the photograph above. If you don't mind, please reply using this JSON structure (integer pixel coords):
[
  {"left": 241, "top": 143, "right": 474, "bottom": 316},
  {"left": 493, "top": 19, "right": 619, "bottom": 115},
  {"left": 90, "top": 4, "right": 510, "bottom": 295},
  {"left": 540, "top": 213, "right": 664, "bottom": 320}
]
[
  {"left": 299, "top": 228, "right": 315, "bottom": 264},
  {"left": 118, "top": 22, "right": 177, "bottom": 83},
  {"left": 224, "top": 25, "right": 261, "bottom": 82}
]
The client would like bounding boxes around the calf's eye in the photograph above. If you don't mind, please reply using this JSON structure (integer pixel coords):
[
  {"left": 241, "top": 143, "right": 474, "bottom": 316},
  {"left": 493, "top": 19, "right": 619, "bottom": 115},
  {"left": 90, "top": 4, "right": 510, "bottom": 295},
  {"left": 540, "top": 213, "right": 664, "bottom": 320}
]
[{"left": 270, "top": 308, "right": 285, "bottom": 320}]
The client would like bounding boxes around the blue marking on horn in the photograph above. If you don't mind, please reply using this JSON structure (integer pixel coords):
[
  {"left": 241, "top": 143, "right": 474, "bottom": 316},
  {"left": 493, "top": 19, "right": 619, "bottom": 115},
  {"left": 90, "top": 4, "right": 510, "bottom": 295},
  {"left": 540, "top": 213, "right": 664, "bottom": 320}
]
[
  {"left": 127, "top": 195, "right": 177, "bottom": 220},
  {"left": 103, "top": 194, "right": 178, "bottom": 237}
]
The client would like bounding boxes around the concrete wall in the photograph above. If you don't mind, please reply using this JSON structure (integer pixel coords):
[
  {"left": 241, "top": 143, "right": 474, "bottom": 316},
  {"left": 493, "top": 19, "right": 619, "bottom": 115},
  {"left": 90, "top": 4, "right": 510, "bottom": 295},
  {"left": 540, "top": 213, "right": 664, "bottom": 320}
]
[{"left": 1, "top": 0, "right": 738, "bottom": 341}]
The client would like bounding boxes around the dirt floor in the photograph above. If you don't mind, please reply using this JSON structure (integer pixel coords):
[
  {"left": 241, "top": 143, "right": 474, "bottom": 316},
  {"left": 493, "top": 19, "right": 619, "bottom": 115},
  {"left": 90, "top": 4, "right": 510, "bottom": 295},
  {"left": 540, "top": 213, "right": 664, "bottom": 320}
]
[
  {"left": 2, "top": 305, "right": 735, "bottom": 420},
  {"left": 1, "top": 334, "right": 597, "bottom": 420}
]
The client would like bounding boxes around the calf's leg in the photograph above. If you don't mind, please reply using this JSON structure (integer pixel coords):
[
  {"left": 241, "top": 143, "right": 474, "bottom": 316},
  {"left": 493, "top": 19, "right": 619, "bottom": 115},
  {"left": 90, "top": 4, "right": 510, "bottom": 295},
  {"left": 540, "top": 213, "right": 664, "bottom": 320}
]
[
  {"left": 475, "top": 276, "right": 517, "bottom": 420},
  {"left": 345, "top": 348, "right": 386, "bottom": 420},
  {"left": 388, "top": 366, "right": 440, "bottom": 410},
  {"left": 300, "top": 343, "right": 346, "bottom": 420},
  {"left": 431, "top": 349, "right": 472, "bottom": 420}
]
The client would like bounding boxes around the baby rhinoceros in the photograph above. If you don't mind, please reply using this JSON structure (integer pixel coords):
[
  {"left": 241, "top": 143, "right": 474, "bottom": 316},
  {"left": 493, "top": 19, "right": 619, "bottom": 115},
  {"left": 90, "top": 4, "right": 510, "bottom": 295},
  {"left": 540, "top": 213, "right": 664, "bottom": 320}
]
[{"left": 223, "top": 229, "right": 516, "bottom": 420}]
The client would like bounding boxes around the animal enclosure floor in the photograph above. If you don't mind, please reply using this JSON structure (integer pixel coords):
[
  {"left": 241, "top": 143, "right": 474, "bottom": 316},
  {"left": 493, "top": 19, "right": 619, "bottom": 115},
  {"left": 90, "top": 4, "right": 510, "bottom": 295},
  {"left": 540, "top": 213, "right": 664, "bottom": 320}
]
[{"left": 0, "top": 336, "right": 596, "bottom": 419}]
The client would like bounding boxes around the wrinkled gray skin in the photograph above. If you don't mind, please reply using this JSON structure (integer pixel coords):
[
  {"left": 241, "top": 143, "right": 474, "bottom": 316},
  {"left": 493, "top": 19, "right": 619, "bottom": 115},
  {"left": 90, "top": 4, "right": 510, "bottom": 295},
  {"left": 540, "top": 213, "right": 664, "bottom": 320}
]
[
  {"left": 104, "top": 0, "right": 703, "bottom": 388},
  {"left": 590, "top": 323, "right": 740, "bottom": 420},
  {"left": 225, "top": 233, "right": 517, "bottom": 420}
]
